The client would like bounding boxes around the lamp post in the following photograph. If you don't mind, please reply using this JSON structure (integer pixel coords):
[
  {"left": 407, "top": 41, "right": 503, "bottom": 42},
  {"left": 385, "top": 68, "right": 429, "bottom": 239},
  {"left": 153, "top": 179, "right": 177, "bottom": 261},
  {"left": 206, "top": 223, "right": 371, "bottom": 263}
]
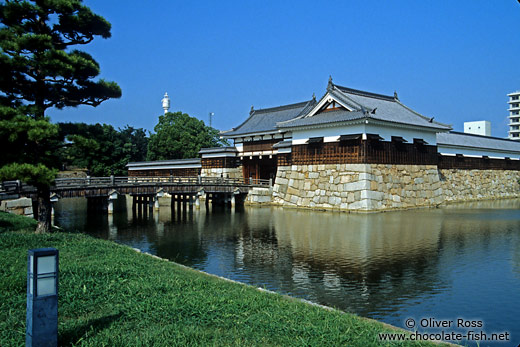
[{"left": 27, "top": 248, "right": 59, "bottom": 347}]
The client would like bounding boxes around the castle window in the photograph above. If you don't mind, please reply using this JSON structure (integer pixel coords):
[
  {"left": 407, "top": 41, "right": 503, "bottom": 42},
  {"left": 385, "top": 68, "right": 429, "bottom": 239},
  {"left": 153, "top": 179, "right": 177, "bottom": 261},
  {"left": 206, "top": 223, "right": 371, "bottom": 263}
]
[
  {"left": 391, "top": 136, "right": 407, "bottom": 143},
  {"left": 307, "top": 137, "right": 324, "bottom": 144},
  {"left": 366, "top": 134, "right": 383, "bottom": 141}
]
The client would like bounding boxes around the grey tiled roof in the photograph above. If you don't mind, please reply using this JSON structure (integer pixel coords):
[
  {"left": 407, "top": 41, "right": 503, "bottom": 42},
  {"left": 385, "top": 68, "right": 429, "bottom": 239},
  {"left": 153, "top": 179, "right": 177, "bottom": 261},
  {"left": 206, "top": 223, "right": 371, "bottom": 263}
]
[
  {"left": 223, "top": 81, "right": 452, "bottom": 136},
  {"left": 336, "top": 85, "right": 451, "bottom": 130},
  {"left": 274, "top": 84, "right": 451, "bottom": 131},
  {"left": 126, "top": 158, "right": 201, "bottom": 168},
  {"left": 199, "top": 147, "right": 238, "bottom": 154},
  {"left": 277, "top": 110, "right": 366, "bottom": 128},
  {"left": 437, "top": 132, "right": 520, "bottom": 153},
  {"left": 222, "top": 100, "right": 315, "bottom": 137}
]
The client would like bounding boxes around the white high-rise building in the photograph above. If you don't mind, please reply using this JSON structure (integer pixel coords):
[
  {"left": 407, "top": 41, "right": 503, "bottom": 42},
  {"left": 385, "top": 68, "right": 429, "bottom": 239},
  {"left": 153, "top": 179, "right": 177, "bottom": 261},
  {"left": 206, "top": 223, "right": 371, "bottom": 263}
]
[{"left": 508, "top": 91, "right": 520, "bottom": 140}]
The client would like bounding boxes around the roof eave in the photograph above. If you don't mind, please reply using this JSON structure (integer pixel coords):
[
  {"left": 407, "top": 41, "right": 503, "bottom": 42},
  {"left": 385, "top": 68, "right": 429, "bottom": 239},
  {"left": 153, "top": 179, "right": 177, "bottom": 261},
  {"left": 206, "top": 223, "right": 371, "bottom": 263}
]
[
  {"left": 437, "top": 143, "right": 520, "bottom": 155},
  {"left": 368, "top": 117, "right": 452, "bottom": 131},
  {"left": 276, "top": 118, "right": 368, "bottom": 132}
]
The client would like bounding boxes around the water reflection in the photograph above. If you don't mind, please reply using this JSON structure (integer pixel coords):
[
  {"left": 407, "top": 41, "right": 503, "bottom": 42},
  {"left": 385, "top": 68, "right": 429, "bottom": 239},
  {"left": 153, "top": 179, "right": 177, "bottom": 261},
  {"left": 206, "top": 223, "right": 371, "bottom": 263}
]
[{"left": 54, "top": 198, "right": 520, "bottom": 345}]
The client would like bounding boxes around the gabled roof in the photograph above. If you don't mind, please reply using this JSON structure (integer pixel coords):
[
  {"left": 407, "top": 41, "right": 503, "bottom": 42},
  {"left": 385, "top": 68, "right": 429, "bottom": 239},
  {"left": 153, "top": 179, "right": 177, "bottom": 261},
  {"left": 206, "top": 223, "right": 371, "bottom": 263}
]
[
  {"left": 222, "top": 99, "right": 316, "bottom": 137},
  {"left": 437, "top": 131, "right": 520, "bottom": 153},
  {"left": 279, "top": 82, "right": 452, "bottom": 131},
  {"left": 223, "top": 79, "right": 452, "bottom": 137}
]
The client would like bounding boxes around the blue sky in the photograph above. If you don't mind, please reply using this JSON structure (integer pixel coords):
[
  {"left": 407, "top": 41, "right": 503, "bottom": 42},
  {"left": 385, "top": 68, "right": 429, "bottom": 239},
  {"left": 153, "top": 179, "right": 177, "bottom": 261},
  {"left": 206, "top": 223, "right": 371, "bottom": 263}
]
[{"left": 48, "top": 0, "right": 520, "bottom": 138}]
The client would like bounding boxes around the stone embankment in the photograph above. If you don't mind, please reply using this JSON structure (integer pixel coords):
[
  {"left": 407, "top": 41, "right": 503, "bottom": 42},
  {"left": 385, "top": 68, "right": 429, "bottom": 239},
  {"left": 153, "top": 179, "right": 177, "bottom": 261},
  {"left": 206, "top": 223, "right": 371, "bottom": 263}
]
[
  {"left": 440, "top": 168, "right": 520, "bottom": 202},
  {"left": 246, "top": 187, "right": 272, "bottom": 204},
  {"left": 270, "top": 164, "right": 520, "bottom": 211},
  {"left": 0, "top": 197, "right": 33, "bottom": 216}
]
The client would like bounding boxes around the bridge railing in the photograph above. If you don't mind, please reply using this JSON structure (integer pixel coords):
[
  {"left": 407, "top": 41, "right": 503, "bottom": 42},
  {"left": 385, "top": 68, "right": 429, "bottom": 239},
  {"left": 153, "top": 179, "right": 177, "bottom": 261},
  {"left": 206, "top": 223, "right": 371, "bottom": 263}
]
[
  {"left": 53, "top": 176, "right": 271, "bottom": 188},
  {"left": 123, "top": 176, "right": 272, "bottom": 187}
]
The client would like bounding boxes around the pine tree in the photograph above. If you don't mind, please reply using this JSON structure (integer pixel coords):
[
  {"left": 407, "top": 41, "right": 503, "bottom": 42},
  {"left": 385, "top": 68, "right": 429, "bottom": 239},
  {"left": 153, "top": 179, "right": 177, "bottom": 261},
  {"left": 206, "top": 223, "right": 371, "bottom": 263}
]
[{"left": 0, "top": 0, "right": 121, "bottom": 232}]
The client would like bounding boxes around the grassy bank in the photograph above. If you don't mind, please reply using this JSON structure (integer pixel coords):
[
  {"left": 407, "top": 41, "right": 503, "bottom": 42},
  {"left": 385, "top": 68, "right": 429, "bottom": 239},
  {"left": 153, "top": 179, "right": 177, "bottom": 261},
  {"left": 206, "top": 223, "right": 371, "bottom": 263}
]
[{"left": 0, "top": 212, "right": 438, "bottom": 346}]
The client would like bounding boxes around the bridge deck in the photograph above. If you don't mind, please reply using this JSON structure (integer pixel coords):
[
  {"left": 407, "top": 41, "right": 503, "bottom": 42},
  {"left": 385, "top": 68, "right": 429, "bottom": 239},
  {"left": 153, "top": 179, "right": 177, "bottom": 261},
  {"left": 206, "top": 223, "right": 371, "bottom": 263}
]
[{"left": 1, "top": 176, "right": 271, "bottom": 200}]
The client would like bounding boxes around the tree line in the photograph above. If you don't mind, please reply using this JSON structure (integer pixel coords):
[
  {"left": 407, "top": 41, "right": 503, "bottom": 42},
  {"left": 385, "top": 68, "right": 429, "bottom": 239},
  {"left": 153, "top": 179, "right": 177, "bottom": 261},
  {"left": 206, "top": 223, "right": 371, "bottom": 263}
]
[{"left": 57, "top": 114, "right": 227, "bottom": 177}]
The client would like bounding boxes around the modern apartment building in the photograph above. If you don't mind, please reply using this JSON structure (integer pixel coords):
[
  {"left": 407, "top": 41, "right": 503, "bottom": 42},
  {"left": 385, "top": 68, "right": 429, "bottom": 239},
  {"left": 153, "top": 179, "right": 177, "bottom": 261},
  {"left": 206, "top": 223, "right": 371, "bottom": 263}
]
[{"left": 508, "top": 91, "right": 520, "bottom": 140}]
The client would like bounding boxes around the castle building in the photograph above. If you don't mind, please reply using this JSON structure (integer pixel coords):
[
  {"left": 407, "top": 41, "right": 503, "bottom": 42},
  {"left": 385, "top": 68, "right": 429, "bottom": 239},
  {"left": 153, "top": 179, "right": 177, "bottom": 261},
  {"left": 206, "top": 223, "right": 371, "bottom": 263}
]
[
  {"left": 218, "top": 78, "right": 452, "bottom": 180},
  {"left": 128, "top": 79, "right": 520, "bottom": 211}
]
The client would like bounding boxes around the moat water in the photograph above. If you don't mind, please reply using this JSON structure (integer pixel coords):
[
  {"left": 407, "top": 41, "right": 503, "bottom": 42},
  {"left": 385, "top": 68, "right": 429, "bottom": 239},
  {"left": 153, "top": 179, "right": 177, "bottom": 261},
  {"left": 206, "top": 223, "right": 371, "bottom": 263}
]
[{"left": 54, "top": 198, "right": 520, "bottom": 346}]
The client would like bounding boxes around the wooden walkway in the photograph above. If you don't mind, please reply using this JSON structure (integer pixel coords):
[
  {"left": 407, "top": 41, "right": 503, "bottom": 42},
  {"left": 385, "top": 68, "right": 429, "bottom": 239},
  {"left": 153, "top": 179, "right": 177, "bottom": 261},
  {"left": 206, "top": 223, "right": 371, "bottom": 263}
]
[{"left": 0, "top": 176, "right": 271, "bottom": 200}]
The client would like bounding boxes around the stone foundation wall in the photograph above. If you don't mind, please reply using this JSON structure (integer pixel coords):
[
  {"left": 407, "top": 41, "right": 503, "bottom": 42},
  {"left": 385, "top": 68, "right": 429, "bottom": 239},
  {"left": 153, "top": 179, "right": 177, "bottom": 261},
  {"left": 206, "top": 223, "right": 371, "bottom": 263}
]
[
  {"left": 272, "top": 164, "right": 520, "bottom": 211},
  {"left": 440, "top": 169, "right": 520, "bottom": 202},
  {"left": 201, "top": 167, "right": 243, "bottom": 179},
  {"left": 0, "top": 197, "right": 34, "bottom": 217},
  {"left": 245, "top": 187, "right": 272, "bottom": 204}
]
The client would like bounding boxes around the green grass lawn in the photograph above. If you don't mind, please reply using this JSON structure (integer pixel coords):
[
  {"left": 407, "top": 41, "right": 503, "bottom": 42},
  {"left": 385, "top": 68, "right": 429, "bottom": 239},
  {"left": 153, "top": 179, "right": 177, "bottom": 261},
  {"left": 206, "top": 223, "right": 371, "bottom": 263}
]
[
  {"left": 0, "top": 212, "right": 442, "bottom": 346},
  {"left": 0, "top": 211, "right": 37, "bottom": 232}
]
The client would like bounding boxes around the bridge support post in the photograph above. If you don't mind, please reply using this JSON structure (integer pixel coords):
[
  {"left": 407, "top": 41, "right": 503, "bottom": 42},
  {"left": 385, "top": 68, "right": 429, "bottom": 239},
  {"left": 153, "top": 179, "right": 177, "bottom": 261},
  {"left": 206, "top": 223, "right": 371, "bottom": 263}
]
[
  {"left": 177, "top": 195, "right": 182, "bottom": 211},
  {"left": 108, "top": 214, "right": 117, "bottom": 239},
  {"left": 107, "top": 190, "right": 118, "bottom": 215},
  {"left": 138, "top": 196, "right": 148, "bottom": 218},
  {"left": 154, "top": 189, "right": 164, "bottom": 211},
  {"left": 50, "top": 194, "right": 59, "bottom": 225},
  {"left": 188, "top": 195, "right": 194, "bottom": 210}
]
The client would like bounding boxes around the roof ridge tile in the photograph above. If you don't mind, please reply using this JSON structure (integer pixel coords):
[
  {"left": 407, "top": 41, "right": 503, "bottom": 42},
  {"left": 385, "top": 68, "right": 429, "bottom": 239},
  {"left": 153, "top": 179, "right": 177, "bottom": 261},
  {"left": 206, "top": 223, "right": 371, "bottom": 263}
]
[{"left": 334, "top": 83, "right": 396, "bottom": 101}]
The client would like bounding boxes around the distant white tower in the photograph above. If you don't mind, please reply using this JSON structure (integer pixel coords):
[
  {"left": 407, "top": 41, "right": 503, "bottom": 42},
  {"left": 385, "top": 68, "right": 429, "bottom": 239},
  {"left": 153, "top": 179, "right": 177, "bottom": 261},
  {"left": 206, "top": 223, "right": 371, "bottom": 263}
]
[{"left": 161, "top": 92, "right": 170, "bottom": 114}]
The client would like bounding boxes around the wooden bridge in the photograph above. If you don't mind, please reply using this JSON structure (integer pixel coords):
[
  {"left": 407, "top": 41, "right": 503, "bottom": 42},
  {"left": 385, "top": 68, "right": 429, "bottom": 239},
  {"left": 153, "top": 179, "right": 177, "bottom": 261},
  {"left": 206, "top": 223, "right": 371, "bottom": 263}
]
[{"left": 1, "top": 176, "right": 272, "bottom": 213}]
